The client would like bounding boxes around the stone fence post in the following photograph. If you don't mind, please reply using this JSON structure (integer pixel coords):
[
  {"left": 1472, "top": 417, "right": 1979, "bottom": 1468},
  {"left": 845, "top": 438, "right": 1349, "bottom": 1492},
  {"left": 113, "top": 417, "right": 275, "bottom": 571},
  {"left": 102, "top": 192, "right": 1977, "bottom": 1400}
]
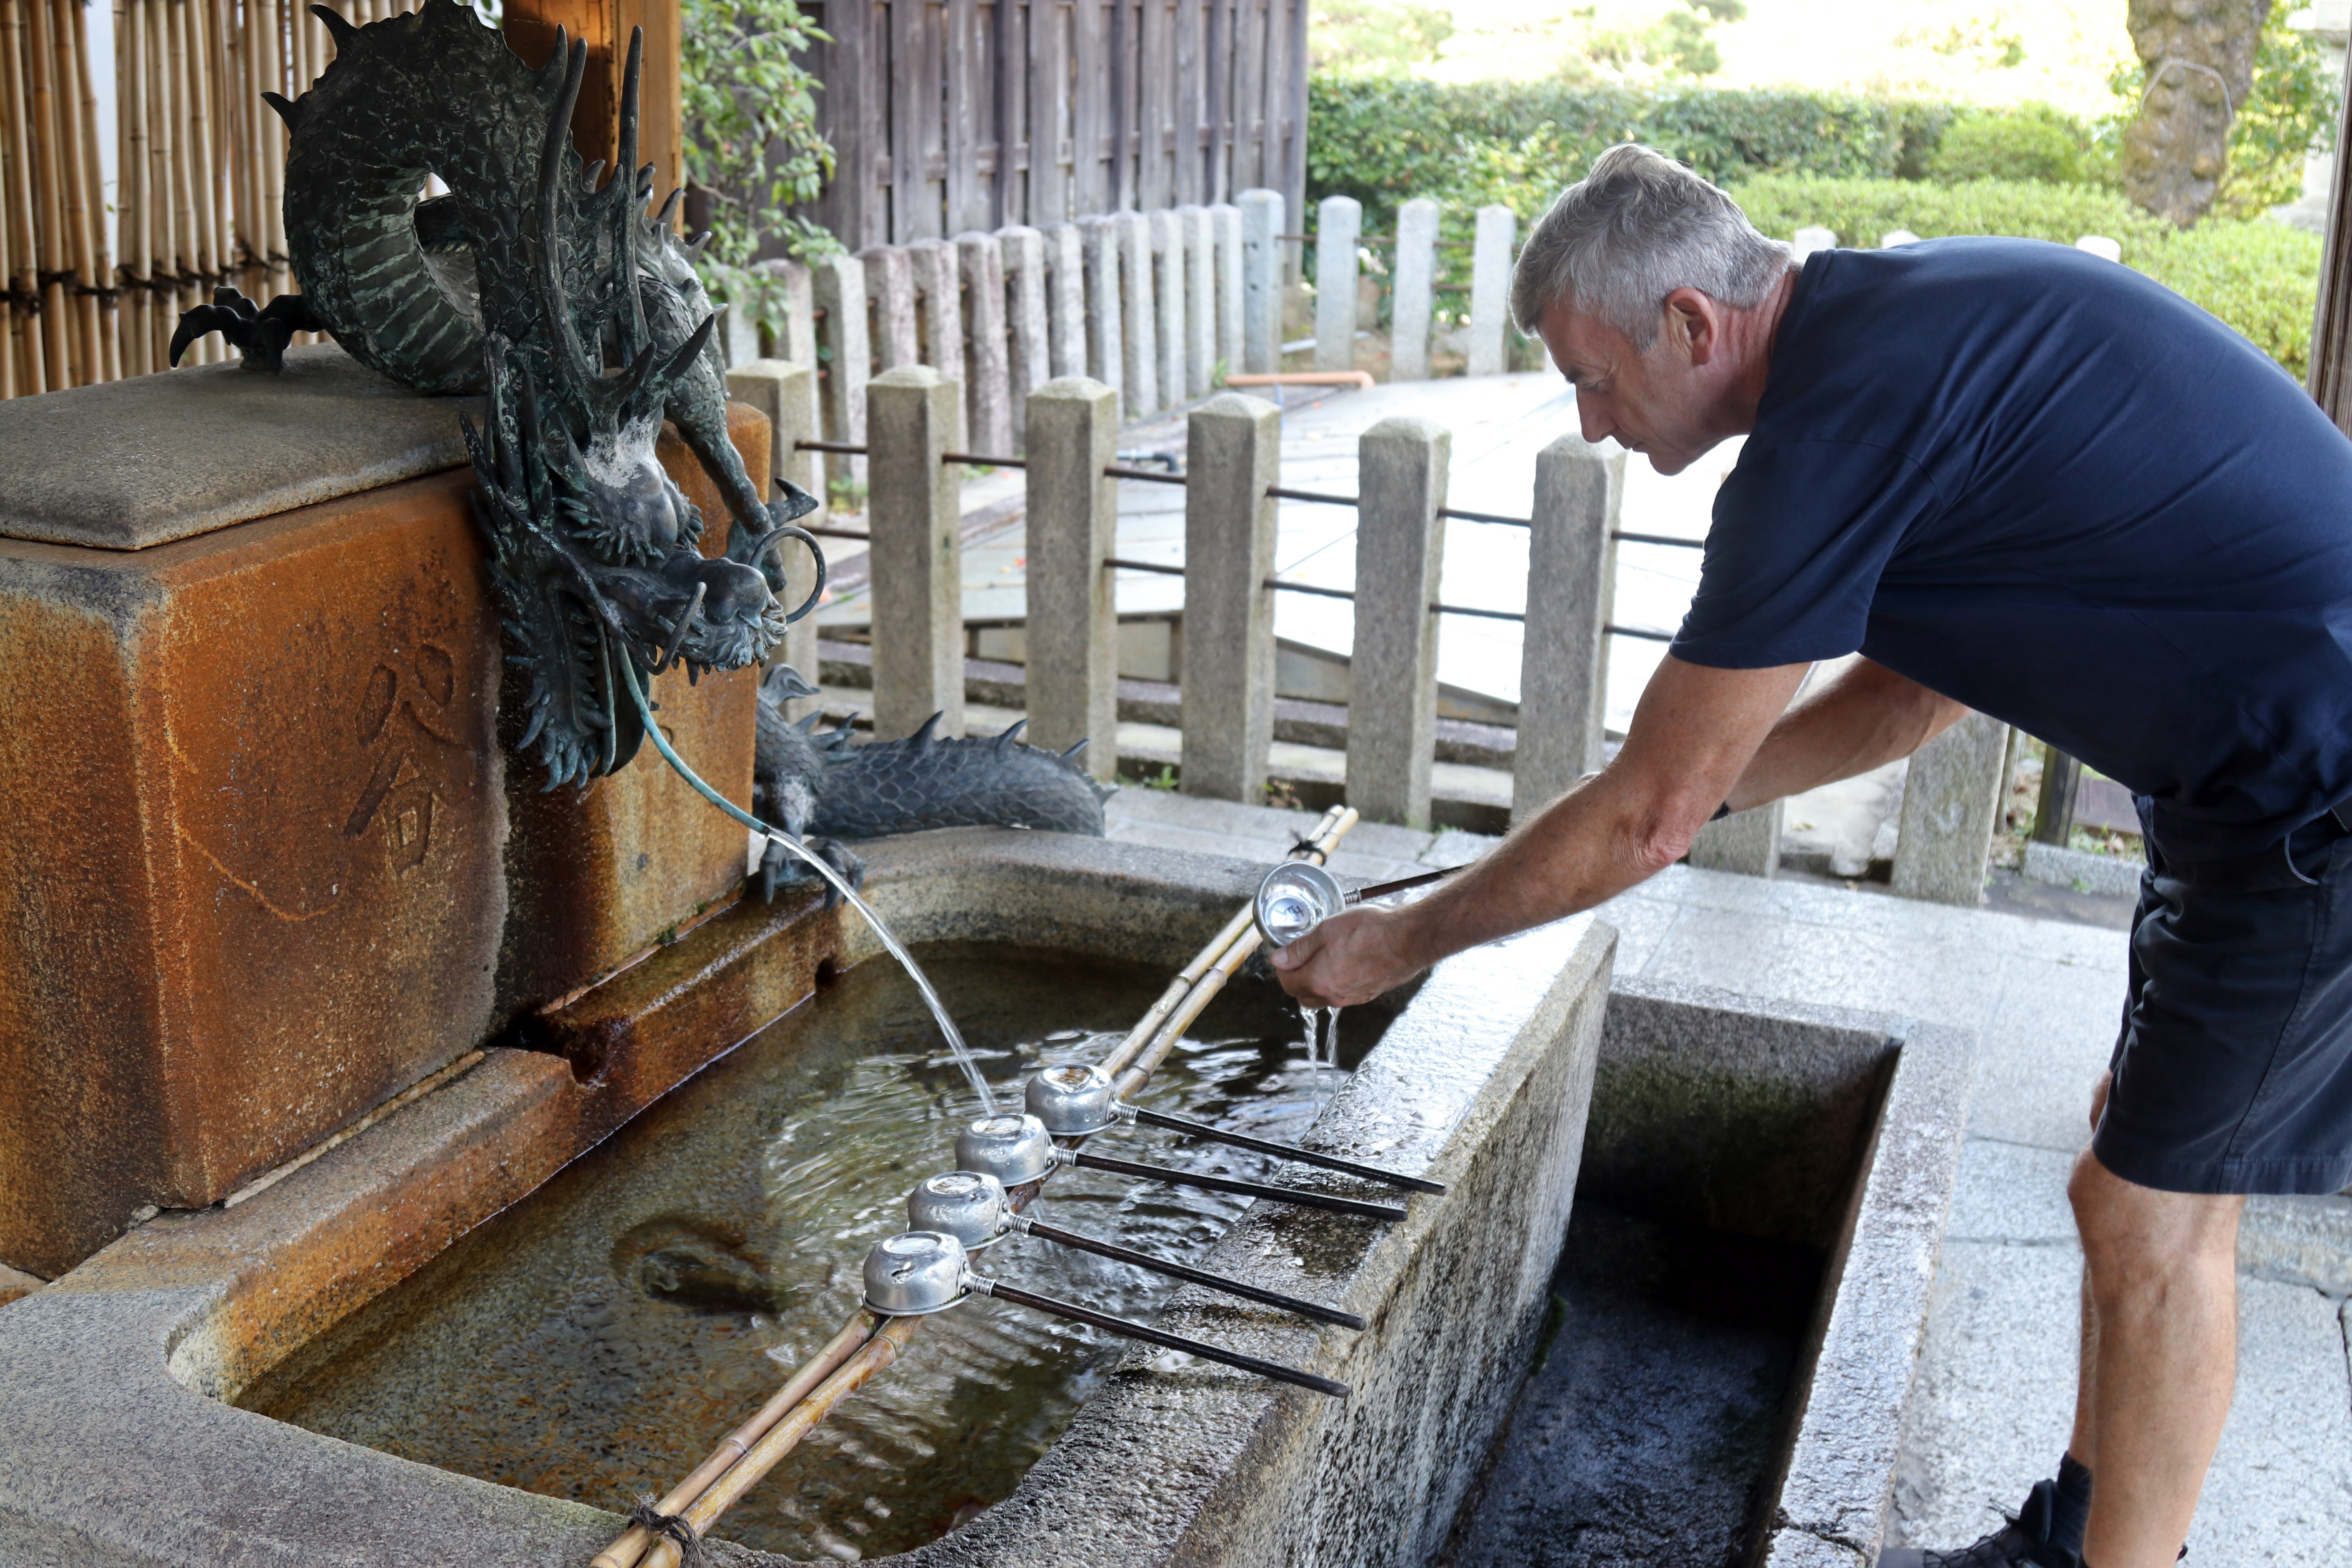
[
  {"left": 908, "top": 239, "right": 965, "bottom": 393},
  {"left": 866, "top": 366, "right": 966, "bottom": 741},
  {"left": 1151, "top": 210, "right": 1187, "bottom": 411},
  {"left": 1514, "top": 432, "right": 1621, "bottom": 819},
  {"left": 1892, "top": 711, "right": 2009, "bottom": 905},
  {"left": 1078, "top": 215, "right": 1123, "bottom": 399},
  {"left": 758, "top": 257, "right": 816, "bottom": 367},
  {"left": 1024, "top": 377, "right": 1122, "bottom": 780},
  {"left": 1000, "top": 224, "right": 1052, "bottom": 410},
  {"left": 1348, "top": 417, "right": 1450, "bottom": 827},
  {"left": 1468, "top": 206, "right": 1515, "bottom": 378},
  {"left": 1687, "top": 800, "right": 1785, "bottom": 878},
  {"left": 1116, "top": 211, "right": 1158, "bottom": 417},
  {"left": 1181, "top": 392, "right": 1282, "bottom": 800},
  {"left": 956, "top": 232, "right": 1013, "bottom": 457},
  {"left": 726, "top": 358, "right": 827, "bottom": 722},
  {"left": 1211, "top": 203, "right": 1243, "bottom": 379},
  {"left": 862, "top": 244, "right": 919, "bottom": 368},
  {"left": 1390, "top": 198, "right": 1439, "bottom": 382},
  {"left": 810, "top": 253, "right": 868, "bottom": 486},
  {"left": 1044, "top": 221, "right": 1088, "bottom": 379},
  {"left": 1239, "top": 188, "right": 1284, "bottom": 374},
  {"left": 1182, "top": 205, "right": 1216, "bottom": 400},
  {"left": 1314, "top": 194, "right": 1361, "bottom": 373}
]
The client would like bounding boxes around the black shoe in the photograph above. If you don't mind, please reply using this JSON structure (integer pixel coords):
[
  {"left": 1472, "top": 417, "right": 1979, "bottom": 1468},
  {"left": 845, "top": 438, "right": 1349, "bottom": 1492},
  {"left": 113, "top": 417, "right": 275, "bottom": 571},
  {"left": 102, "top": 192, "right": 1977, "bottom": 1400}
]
[{"left": 1880, "top": 1479, "right": 2079, "bottom": 1568}]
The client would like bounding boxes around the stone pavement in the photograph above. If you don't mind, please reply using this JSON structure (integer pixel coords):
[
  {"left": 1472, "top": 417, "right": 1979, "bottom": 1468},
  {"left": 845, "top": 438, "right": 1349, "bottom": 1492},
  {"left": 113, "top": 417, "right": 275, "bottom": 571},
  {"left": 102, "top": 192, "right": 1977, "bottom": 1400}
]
[{"left": 1101, "top": 787, "right": 2352, "bottom": 1563}]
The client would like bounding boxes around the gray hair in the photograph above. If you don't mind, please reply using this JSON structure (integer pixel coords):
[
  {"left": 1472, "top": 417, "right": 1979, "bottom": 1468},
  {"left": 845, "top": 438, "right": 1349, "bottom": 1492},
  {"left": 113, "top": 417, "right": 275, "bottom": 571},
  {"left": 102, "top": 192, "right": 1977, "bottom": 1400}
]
[{"left": 1509, "top": 143, "right": 1792, "bottom": 349}]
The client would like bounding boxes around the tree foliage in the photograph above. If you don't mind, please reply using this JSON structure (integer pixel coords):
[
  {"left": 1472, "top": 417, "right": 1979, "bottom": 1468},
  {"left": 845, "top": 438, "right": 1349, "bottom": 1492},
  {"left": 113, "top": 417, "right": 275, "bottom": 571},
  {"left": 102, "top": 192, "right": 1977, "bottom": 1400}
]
[{"left": 680, "top": 0, "right": 840, "bottom": 342}]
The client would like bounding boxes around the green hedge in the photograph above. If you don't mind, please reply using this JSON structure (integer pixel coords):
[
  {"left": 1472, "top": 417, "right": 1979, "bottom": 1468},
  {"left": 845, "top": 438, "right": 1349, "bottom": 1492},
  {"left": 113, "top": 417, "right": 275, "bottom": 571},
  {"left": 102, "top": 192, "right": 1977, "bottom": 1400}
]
[
  {"left": 1306, "top": 75, "right": 1959, "bottom": 240},
  {"left": 1730, "top": 174, "right": 2319, "bottom": 380}
]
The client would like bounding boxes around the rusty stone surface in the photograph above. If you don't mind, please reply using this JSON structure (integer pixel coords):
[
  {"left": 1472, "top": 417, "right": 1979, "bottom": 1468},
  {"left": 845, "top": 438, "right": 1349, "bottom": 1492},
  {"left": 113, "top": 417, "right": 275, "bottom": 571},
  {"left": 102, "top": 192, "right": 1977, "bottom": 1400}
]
[
  {"left": 492, "top": 403, "right": 774, "bottom": 1021},
  {"left": 0, "top": 470, "right": 508, "bottom": 1278},
  {"left": 0, "top": 401, "right": 776, "bottom": 1280}
]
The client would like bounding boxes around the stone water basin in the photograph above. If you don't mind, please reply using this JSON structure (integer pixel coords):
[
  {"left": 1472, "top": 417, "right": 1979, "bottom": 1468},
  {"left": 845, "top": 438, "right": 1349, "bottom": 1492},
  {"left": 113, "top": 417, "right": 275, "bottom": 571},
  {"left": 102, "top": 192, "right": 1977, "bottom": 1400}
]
[
  {"left": 239, "top": 944, "right": 1401, "bottom": 1562},
  {"left": 0, "top": 831, "right": 1970, "bottom": 1568}
]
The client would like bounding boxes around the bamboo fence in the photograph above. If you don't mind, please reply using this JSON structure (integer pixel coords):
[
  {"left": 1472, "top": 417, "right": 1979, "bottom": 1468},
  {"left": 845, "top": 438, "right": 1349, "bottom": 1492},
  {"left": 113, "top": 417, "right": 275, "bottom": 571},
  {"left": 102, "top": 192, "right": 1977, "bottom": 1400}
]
[{"left": 0, "top": 0, "right": 421, "bottom": 399}]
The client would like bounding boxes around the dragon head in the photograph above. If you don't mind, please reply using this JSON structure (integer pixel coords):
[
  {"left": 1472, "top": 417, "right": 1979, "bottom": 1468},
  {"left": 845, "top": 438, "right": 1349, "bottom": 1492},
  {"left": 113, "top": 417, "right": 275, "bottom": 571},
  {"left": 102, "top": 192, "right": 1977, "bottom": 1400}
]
[{"left": 463, "top": 30, "right": 822, "bottom": 788}]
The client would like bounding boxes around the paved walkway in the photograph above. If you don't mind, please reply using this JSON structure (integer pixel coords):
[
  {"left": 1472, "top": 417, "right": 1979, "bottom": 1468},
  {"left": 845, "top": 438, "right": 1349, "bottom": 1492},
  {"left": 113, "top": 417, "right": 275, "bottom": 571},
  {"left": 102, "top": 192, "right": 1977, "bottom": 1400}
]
[{"left": 1101, "top": 787, "right": 2352, "bottom": 1563}]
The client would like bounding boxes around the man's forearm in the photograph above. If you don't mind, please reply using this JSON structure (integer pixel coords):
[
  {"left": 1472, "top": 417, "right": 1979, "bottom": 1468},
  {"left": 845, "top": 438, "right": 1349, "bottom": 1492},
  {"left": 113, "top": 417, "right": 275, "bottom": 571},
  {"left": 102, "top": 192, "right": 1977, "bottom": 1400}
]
[{"left": 1726, "top": 658, "right": 1966, "bottom": 811}]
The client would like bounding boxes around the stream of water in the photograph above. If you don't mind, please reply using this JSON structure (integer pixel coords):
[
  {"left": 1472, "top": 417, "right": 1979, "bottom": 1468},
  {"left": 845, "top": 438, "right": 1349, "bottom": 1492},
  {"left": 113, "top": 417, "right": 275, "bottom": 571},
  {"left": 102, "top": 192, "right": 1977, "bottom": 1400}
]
[{"left": 622, "top": 661, "right": 998, "bottom": 1117}]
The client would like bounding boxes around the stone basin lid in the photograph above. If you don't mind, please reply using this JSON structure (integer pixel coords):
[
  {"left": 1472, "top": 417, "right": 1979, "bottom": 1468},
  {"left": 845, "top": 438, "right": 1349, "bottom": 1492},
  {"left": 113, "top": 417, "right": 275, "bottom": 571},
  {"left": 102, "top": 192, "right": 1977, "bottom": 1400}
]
[{"left": 0, "top": 343, "right": 483, "bottom": 551}]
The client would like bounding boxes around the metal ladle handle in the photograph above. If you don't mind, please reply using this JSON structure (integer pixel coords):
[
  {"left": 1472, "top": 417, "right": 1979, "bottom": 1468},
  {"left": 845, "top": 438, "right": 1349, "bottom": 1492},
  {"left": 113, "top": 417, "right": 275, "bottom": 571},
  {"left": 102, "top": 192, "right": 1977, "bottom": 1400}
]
[
  {"left": 1018, "top": 1217, "right": 1367, "bottom": 1329},
  {"left": 1124, "top": 1106, "right": 1445, "bottom": 1196},
  {"left": 973, "top": 1277, "right": 1350, "bottom": 1398},
  {"left": 1067, "top": 1150, "right": 1407, "bottom": 1222}
]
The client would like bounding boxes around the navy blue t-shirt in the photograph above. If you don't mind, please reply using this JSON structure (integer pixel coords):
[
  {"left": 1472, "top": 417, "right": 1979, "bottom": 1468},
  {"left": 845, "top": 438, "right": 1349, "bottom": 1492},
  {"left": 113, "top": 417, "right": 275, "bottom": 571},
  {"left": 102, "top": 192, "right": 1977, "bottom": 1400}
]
[{"left": 1671, "top": 236, "right": 2352, "bottom": 863}]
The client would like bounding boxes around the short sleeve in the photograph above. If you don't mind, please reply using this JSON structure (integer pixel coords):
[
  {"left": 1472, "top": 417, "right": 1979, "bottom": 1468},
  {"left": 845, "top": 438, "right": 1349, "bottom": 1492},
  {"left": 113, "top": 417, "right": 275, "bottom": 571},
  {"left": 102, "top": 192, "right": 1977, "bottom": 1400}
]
[{"left": 1668, "top": 438, "right": 1945, "bottom": 670}]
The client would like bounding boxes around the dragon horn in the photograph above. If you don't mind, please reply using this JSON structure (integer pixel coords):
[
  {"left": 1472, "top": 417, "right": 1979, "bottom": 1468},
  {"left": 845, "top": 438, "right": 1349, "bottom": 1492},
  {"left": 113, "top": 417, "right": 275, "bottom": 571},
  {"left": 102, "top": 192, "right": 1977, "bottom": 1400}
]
[
  {"left": 792, "top": 712, "right": 822, "bottom": 733},
  {"left": 996, "top": 719, "right": 1028, "bottom": 750},
  {"left": 612, "top": 26, "right": 650, "bottom": 354},
  {"left": 581, "top": 159, "right": 606, "bottom": 193},
  {"left": 535, "top": 39, "right": 601, "bottom": 406},
  {"left": 908, "top": 713, "right": 943, "bottom": 750},
  {"left": 310, "top": 5, "right": 359, "bottom": 45},
  {"left": 260, "top": 91, "right": 296, "bottom": 128},
  {"left": 1060, "top": 739, "right": 1089, "bottom": 758},
  {"left": 517, "top": 699, "right": 550, "bottom": 750}
]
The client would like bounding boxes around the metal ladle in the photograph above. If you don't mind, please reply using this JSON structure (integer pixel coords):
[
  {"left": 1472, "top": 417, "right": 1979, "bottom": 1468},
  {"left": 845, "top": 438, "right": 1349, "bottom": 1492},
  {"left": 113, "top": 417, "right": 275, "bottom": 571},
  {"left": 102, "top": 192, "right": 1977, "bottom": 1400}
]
[
  {"left": 860, "top": 1230, "right": 1349, "bottom": 1398},
  {"left": 907, "top": 1171, "right": 1366, "bottom": 1329},
  {"left": 1024, "top": 1065, "right": 1445, "bottom": 1196},
  {"left": 955, "top": 1112, "right": 1407, "bottom": 1223}
]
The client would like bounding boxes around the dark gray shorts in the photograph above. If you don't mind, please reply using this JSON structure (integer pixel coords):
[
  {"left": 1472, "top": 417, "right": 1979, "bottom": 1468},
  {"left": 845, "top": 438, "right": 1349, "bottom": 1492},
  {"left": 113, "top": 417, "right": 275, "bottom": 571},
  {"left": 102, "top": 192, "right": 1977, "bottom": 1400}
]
[{"left": 2095, "top": 807, "right": 2352, "bottom": 1196}]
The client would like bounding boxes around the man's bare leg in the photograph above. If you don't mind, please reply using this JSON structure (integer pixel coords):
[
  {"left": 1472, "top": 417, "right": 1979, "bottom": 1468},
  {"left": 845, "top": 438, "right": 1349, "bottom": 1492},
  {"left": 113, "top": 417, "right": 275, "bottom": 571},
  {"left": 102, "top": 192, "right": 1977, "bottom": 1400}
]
[{"left": 2067, "top": 1125, "right": 2242, "bottom": 1567}]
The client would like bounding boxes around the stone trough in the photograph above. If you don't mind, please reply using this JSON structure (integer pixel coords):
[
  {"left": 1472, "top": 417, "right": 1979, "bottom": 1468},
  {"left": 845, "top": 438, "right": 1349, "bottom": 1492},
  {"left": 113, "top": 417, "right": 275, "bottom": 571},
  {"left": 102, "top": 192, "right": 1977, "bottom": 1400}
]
[{"left": 0, "top": 826, "right": 1972, "bottom": 1568}]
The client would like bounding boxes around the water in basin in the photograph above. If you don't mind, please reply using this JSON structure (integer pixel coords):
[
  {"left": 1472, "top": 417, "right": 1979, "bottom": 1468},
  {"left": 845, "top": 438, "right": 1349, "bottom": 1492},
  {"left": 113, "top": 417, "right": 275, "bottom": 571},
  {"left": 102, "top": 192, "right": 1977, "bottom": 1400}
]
[{"left": 240, "top": 943, "right": 1389, "bottom": 1561}]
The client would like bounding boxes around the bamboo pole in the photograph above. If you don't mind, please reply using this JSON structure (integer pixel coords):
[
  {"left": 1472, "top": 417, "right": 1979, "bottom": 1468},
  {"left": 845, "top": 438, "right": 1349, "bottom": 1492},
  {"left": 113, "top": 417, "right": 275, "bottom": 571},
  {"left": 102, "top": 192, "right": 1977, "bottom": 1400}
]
[
  {"left": 118, "top": 0, "right": 147, "bottom": 375},
  {"left": 593, "top": 806, "right": 1364, "bottom": 1568},
  {"left": 639, "top": 1317, "right": 926, "bottom": 1568},
  {"left": 587, "top": 1315, "right": 881, "bottom": 1568},
  {"left": 24, "top": 0, "right": 66, "bottom": 384},
  {"left": 0, "top": 0, "right": 46, "bottom": 393},
  {"left": 142, "top": 0, "right": 169, "bottom": 366},
  {"left": 0, "top": 0, "right": 14, "bottom": 396},
  {"left": 65, "top": 0, "right": 109, "bottom": 382},
  {"left": 256, "top": 0, "right": 287, "bottom": 302},
  {"left": 165, "top": 0, "right": 200, "bottom": 360},
  {"left": 182, "top": 0, "right": 219, "bottom": 342}
]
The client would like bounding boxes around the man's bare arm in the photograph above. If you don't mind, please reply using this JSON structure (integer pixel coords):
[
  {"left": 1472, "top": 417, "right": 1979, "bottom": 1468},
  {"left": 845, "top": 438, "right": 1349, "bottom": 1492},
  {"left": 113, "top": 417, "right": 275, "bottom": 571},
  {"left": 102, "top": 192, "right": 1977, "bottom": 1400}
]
[
  {"left": 1724, "top": 657, "right": 1967, "bottom": 811},
  {"left": 1272, "top": 655, "right": 1809, "bottom": 1007}
]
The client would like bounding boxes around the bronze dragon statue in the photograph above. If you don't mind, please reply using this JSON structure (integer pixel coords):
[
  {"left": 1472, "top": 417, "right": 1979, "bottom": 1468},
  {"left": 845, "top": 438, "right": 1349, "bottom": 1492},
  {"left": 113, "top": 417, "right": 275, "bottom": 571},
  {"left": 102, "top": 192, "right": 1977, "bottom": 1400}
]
[{"left": 177, "top": 0, "right": 1106, "bottom": 895}]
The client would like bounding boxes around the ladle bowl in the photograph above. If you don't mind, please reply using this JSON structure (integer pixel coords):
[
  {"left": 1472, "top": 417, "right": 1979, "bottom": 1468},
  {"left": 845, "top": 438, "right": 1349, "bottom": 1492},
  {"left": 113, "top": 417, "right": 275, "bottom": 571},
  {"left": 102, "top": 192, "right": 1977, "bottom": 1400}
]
[
  {"left": 907, "top": 1171, "right": 1012, "bottom": 1251},
  {"left": 1254, "top": 861, "right": 1347, "bottom": 948},
  {"left": 954, "top": 1112, "right": 1058, "bottom": 1186},
  {"left": 861, "top": 1231, "right": 972, "bottom": 1316},
  {"left": 1025, "top": 1064, "right": 1125, "bottom": 1136}
]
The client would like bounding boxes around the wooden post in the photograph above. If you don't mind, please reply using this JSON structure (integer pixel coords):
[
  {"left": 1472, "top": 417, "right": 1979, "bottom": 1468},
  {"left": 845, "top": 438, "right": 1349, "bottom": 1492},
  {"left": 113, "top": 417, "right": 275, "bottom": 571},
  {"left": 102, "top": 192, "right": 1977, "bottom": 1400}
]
[
  {"left": 501, "top": 0, "right": 683, "bottom": 212},
  {"left": 1181, "top": 392, "right": 1281, "bottom": 800},
  {"left": 1313, "top": 193, "right": 1358, "bottom": 373},
  {"left": 866, "top": 366, "right": 967, "bottom": 740},
  {"left": 1347, "top": 417, "right": 1448, "bottom": 828},
  {"left": 1024, "top": 376, "right": 1121, "bottom": 779},
  {"left": 2033, "top": 741, "right": 2080, "bottom": 846},
  {"left": 1514, "top": 432, "right": 1621, "bottom": 820}
]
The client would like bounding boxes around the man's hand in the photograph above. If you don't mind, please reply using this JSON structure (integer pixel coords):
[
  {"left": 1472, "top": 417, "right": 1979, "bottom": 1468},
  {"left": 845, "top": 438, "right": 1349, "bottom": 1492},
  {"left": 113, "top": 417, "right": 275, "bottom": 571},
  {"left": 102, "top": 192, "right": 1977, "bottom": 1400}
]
[{"left": 1267, "top": 905, "right": 1418, "bottom": 1009}]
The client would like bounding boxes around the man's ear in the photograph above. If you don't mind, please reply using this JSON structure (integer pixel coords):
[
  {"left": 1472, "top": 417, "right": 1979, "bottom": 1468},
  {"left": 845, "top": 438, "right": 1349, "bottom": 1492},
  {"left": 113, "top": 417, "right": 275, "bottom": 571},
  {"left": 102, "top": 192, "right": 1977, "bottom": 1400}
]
[{"left": 1663, "top": 287, "right": 1721, "bottom": 367}]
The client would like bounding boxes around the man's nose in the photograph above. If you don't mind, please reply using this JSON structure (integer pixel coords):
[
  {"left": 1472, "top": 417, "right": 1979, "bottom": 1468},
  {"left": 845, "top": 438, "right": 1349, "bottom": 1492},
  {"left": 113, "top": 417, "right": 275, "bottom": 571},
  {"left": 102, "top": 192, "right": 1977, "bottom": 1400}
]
[{"left": 1577, "top": 394, "right": 1613, "bottom": 446}]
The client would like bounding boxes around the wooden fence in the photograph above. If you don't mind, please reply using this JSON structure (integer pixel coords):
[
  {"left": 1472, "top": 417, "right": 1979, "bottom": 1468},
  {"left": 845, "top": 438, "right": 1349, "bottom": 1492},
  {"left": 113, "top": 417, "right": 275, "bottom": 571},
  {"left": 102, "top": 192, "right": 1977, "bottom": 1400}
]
[{"left": 800, "top": 0, "right": 1308, "bottom": 253}]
